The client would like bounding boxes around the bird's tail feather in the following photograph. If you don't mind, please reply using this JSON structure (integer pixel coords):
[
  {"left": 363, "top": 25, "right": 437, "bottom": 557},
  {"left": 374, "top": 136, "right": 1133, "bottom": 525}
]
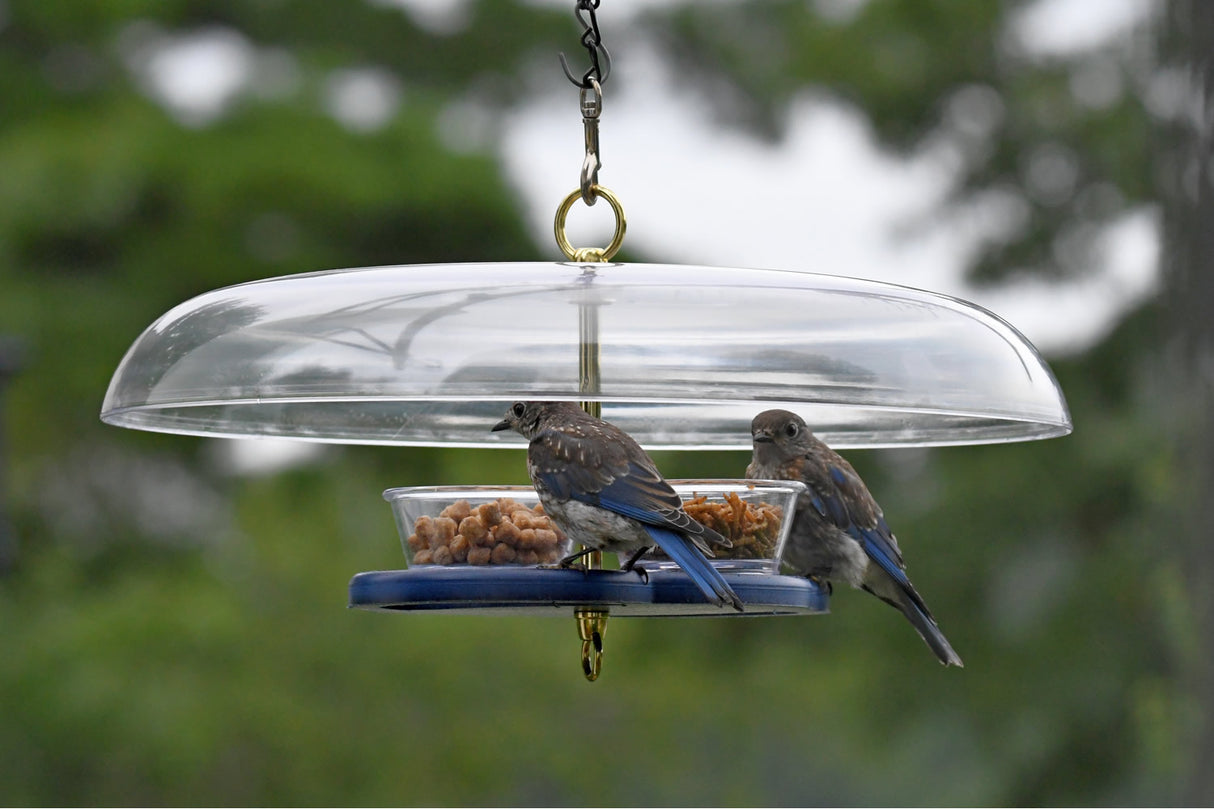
[
  {"left": 645, "top": 526, "right": 744, "bottom": 612},
  {"left": 875, "top": 584, "right": 963, "bottom": 667},
  {"left": 861, "top": 533, "right": 962, "bottom": 667}
]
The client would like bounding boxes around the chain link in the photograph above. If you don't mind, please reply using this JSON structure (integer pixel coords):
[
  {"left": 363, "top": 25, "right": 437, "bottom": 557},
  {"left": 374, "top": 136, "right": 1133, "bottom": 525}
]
[{"left": 559, "top": 0, "right": 611, "bottom": 89}]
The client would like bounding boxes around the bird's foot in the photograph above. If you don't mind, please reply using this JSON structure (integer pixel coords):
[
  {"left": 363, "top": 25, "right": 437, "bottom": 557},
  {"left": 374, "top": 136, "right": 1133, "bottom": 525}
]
[
  {"left": 618, "top": 548, "right": 651, "bottom": 583},
  {"left": 809, "top": 575, "right": 833, "bottom": 595},
  {"left": 541, "top": 548, "right": 596, "bottom": 575}
]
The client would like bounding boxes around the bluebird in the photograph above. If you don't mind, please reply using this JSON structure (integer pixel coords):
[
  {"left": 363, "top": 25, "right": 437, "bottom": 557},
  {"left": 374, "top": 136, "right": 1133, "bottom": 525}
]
[
  {"left": 747, "top": 409, "right": 962, "bottom": 666},
  {"left": 492, "top": 401, "right": 744, "bottom": 611}
]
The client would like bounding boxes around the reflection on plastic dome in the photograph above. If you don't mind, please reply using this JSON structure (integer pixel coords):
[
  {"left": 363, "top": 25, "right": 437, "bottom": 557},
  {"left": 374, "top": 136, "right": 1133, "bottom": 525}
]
[{"left": 101, "top": 262, "right": 1071, "bottom": 449}]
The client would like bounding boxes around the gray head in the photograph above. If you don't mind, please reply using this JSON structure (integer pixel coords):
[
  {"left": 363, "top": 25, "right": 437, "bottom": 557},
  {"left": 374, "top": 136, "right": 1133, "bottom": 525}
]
[
  {"left": 750, "top": 408, "right": 815, "bottom": 463},
  {"left": 491, "top": 401, "right": 589, "bottom": 440},
  {"left": 491, "top": 401, "right": 546, "bottom": 439}
]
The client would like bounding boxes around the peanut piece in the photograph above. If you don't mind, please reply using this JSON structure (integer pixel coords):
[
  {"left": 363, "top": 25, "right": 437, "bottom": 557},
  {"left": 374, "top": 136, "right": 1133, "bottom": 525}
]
[
  {"left": 476, "top": 501, "right": 502, "bottom": 527},
  {"left": 443, "top": 499, "right": 473, "bottom": 522},
  {"left": 490, "top": 543, "right": 517, "bottom": 564},
  {"left": 431, "top": 516, "right": 457, "bottom": 548},
  {"left": 458, "top": 515, "right": 488, "bottom": 545},
  {"left": 492, "top": 521, "right": 521, "bottom": 547}
]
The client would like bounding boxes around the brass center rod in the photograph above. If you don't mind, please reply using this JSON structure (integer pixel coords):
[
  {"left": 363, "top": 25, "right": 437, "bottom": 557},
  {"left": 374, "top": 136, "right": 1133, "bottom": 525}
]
[{"left": 576, "top": 277, "right": 606, "bottom": 681}]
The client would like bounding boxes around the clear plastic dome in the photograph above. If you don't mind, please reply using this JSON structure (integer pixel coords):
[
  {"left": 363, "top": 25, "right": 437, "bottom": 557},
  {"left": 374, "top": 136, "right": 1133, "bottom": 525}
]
[{"left": 100, "top": 261, "right": 1071, "bottom": 449}]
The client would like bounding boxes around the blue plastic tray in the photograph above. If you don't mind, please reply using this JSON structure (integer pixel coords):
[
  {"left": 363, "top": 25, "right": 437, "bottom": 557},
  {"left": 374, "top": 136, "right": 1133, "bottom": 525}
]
[{"left": 348, "top": 566, "right": 829, "bottom": 617}]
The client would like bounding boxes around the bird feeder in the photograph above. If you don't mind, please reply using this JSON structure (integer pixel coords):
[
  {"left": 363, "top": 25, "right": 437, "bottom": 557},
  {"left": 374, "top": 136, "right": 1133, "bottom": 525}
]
[{"left": 99, "top": 2, "right": 1071, "bottom": 679}]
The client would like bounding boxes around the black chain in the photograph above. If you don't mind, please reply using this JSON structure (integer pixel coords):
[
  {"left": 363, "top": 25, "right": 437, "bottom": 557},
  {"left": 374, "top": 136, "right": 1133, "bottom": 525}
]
[{"left": 559, "top": 0, "right": 611, "bottom": 88}]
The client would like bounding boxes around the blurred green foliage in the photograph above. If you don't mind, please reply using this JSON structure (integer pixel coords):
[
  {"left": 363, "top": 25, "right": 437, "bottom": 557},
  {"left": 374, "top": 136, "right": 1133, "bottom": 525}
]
[{"left": 1, "top": 0, "right": 1207, "bottom": 805}]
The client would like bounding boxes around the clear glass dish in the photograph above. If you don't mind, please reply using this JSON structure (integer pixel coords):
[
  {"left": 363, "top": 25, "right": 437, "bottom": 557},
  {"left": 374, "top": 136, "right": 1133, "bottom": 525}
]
[
  {"left": 638, "top": 479, "right": 806, "bottom": 574},
  {"left": 383, "top": 479, "right": 805, "bottom": 574},
  {"left": 384, "top": 485, "right": 573, "bottom": 568},
  {"left": 101, "top": 262, "right": 1071, "bottom": 449}
]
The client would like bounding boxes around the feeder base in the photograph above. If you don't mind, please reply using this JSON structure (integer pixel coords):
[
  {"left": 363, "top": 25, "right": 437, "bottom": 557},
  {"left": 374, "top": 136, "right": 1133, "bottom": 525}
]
[{"left": 348, "top": 566, "right": 829, "bottom": 617}]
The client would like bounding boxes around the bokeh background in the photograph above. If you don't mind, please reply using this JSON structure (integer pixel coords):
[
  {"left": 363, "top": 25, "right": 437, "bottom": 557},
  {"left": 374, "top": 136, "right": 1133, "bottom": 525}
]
[{"left": 3, "top": 0, "right": 1211, "bottom": 804}]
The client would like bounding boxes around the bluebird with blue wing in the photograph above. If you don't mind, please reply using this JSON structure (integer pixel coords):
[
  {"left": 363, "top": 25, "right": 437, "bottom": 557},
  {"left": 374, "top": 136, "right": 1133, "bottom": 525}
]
[
  {"left": 493, "top": 401, "right": 744, "bottom": 612},
  {"left": 747, "top": 409, "right": 962, "bottom": 666}
]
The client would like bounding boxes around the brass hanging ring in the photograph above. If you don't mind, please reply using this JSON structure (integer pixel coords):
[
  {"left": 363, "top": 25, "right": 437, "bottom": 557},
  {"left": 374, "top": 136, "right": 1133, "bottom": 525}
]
[{"left": 554, "top": 185, "right": 626, "bottom": 262}]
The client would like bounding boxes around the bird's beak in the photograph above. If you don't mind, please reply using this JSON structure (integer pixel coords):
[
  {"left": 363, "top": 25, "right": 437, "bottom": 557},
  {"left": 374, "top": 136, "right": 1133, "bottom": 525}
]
[
  {"left": 491, "top": 418, "right": 511, "bottom": 432},
  {"left": 753, "top": 431, "right": 773, "bottom": 444}
]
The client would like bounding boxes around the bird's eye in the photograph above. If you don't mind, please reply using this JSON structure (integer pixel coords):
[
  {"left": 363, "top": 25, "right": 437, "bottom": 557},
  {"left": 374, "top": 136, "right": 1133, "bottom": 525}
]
[
  {"left": 512, "top": 402, "right": 526, "bottom": 418},
  {"left": 784, "top": 422, "right": 799, "bottom": 438}
]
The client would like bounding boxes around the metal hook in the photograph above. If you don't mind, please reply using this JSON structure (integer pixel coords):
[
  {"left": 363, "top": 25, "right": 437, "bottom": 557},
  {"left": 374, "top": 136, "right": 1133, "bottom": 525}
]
[
  {"left": 576, "top": 608, "right": 609, "bottom": 682},
  {"left": 579, "top": 78, "right": 602, "bottom": 203}
]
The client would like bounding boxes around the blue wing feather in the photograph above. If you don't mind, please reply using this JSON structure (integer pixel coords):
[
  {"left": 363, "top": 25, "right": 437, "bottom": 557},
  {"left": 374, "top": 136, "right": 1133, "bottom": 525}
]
[
  {"left": 856, "top": 520, "right": 941, "bottom": 627},
  {"left": 858, "top": 525, "right": 912, "bottom": 590},
  {"left": 816, "top": 490, "right": 850, "bottom": 527},
  {"left": 644, "top": 526, "right": 743, "bottom": 611},
  {"left": 595, "top": 463, "right": 684, "bottom": 521}
]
